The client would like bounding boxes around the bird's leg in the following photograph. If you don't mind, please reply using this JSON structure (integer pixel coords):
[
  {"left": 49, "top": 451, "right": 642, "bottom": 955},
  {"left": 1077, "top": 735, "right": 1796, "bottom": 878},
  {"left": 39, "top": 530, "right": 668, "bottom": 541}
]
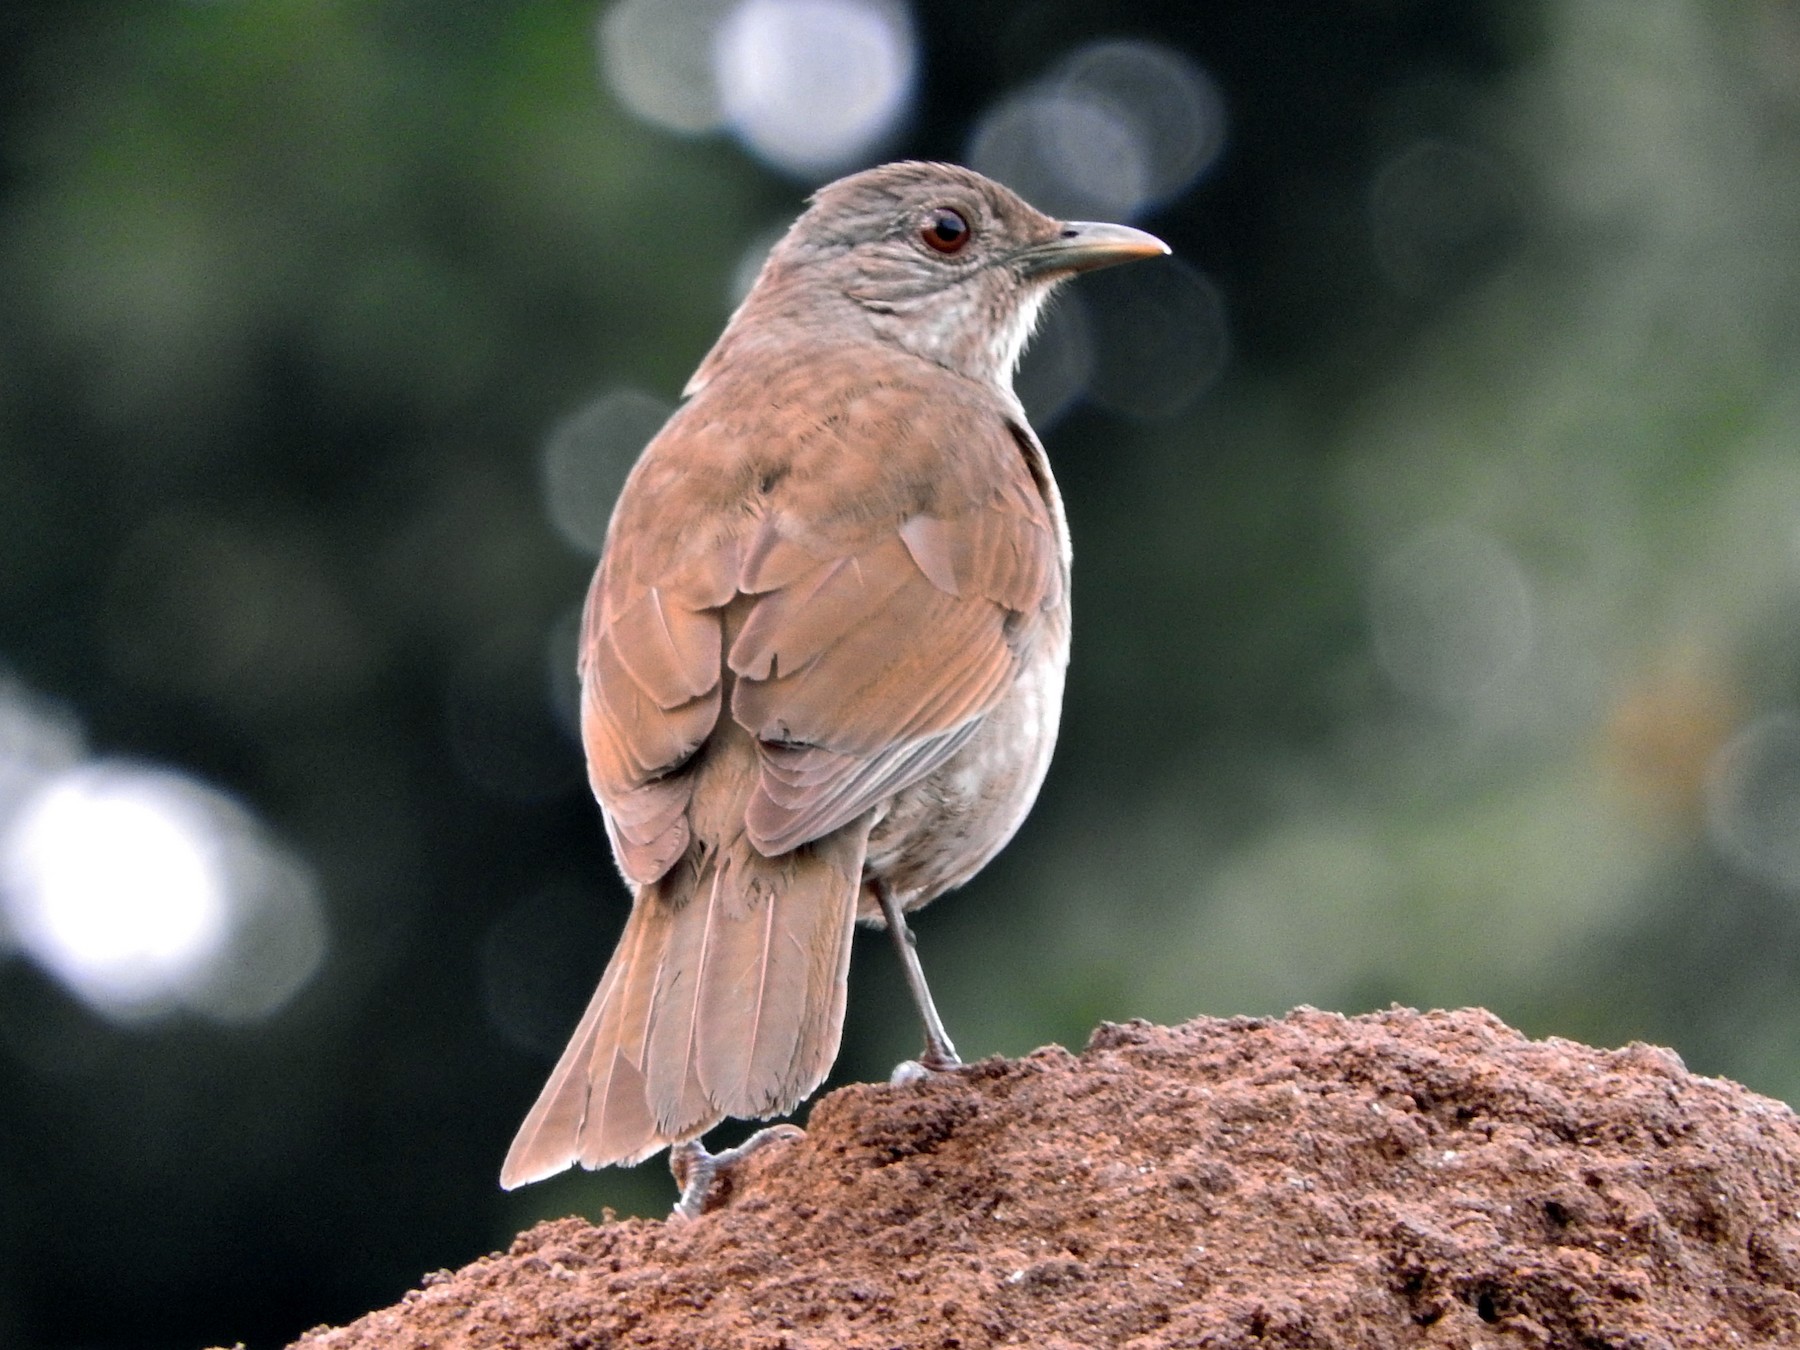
[
  {"left": 876, "top": 881, "right": 961, "bottom": 1072},
  {"left": 667, "top": 1124, "right": 805, "bottom": 1221}
]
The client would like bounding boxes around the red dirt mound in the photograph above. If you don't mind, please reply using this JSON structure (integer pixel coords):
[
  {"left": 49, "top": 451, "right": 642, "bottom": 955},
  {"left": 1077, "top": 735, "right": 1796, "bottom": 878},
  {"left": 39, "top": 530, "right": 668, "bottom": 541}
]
[{"left": 288, "top": 1008, "right": 1800, "bottom": 1348}]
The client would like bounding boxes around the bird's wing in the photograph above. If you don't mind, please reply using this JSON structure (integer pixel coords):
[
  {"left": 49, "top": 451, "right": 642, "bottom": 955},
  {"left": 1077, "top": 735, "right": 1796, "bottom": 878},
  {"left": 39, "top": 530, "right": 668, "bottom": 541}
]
[
  {"left": 726, "top": 436, "right": 1063, "bottom": 855},
  {"left": 580, "top": 519, "right": 734, "bottom": 885},
  {"left": 581, "top": 365, "right": 1063, "bottom": 876}
]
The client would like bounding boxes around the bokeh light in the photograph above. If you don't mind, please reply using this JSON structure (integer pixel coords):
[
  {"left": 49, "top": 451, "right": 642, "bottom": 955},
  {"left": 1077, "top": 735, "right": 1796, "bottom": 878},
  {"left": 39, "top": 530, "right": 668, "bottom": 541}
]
[
  {"left": 967, "top": 41, "right": 1227, "bottom": 422},
  {"left": 7, "top": 767, "right": 229, "bottom": 1012},
  {"left": 0, "top": 677, "right": 84, "bottom": 873},
  {"left": 180, "top": 832, "right": 327, "bottom": 1025},
  {"left": 714, "top": 0, "right": 916, "bottom": 177},
  {"left": 1079, "top": 257, "right": 1230, "bottom": 419},
  {"left": 1368, "top": 525, "right": 1536, "bottom": 711},
  {"left": 540, "top": 387, "right": 673, "bottom": 556},
  {"left": 1706, "top": 713, "right": 1800, "bottom": 891},
  {"left": 597, "top": 0, "right": 734, "bottom": 135},
  {"left": 596, "top": 0, "right": 917, "bottom": 177},
  {"left": 968, "top": 38, "right": 1225, "bottom": 222},
  {"left": 972, "top": 92, "right": 1147, "bottom": 224},
  {"left": 0, "top": 761, "right": 324, "bottom": 1022}
]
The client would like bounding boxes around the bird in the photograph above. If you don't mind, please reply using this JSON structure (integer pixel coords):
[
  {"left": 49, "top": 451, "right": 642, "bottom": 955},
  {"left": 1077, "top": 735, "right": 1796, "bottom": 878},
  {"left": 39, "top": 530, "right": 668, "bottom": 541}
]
[{"left": 501, "top": 161, "right": 1168, "bottom": 1201}]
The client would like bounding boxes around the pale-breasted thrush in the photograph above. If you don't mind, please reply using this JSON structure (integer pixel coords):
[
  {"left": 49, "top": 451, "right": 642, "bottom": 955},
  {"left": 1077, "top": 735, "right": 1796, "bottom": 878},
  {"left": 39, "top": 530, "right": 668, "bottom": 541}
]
[{"left": 502, "top": 161, "right": 1167, "bottom": 1192}]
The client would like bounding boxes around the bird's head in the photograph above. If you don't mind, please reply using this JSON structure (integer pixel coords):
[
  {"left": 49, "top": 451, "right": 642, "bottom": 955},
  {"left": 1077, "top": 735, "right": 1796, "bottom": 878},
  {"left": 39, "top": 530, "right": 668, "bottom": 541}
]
[{"left": 699, "top": 162, "right": 1168, "bottom": 393}]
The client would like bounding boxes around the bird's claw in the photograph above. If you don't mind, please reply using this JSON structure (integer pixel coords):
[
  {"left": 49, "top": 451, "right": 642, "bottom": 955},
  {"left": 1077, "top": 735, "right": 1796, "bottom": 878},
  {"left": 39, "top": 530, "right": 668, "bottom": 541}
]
[
  {"left": 888, "top": 1046, "right": 963, "bottom": 1086},
  {"left": 668, "top": 1124, "right": 805, "bottom": 1221}
]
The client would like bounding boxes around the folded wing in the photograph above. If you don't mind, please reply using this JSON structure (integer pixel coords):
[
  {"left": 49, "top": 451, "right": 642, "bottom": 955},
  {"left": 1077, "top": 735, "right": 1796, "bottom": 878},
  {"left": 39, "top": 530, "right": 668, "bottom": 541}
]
[{"left": 582, "top": 410, "right": 1064, "bottom": 876}]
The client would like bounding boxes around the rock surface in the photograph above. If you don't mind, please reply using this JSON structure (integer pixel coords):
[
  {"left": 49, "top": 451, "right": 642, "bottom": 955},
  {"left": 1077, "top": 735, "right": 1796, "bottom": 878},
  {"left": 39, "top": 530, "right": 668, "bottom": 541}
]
[{"left": 289, "top": 1008, "right": 1800, "bottom": 1348}]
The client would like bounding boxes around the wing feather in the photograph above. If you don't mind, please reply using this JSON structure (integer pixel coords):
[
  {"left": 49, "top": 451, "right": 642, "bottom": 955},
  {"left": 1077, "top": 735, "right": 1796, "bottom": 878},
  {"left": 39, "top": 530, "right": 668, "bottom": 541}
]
[
  {"left": 579, "top": 547, "right": 729, "bottom": 884},
  {"left": 727, "top": 494, "right": 1059, "bottom": 854},
  {"left": 577, "top": 357, "right": 1064, "bottom": 883}
]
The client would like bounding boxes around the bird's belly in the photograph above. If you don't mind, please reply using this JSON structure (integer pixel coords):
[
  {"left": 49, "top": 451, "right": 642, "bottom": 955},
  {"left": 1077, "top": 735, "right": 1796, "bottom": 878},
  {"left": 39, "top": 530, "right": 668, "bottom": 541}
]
[{"left": 860, "top": 621, "right": 1069, "bottom": 917}]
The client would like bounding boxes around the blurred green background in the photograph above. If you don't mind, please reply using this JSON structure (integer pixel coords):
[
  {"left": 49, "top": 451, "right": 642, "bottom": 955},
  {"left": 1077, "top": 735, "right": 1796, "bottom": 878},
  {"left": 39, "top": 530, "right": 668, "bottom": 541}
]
[{"left": 5, "top": 1, "right": 1800, "bottom": 1346}]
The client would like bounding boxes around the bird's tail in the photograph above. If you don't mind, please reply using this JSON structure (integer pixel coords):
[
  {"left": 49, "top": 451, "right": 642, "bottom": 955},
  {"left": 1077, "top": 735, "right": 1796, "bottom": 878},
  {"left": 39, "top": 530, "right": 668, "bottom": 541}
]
[{"left": 499, "top": 823, "right": 867, "bottom": 1189}]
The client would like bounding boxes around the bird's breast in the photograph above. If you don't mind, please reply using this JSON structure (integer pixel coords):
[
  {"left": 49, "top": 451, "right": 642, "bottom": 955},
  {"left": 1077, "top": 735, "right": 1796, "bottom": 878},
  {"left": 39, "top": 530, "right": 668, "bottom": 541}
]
[{"left": 860, "top": 603, "right": 1070, "bottom": 914}]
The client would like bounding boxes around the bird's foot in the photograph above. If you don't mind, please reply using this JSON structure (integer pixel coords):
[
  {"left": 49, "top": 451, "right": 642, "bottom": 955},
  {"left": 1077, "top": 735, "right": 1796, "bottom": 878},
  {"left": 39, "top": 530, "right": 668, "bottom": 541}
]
[
  {"left": 668, "top": 1124, "right": 805, "bottom": 1221},
  {"left": 873, "top": 883, "right": 962, "bottom": 1083},
  {"left": 888, "top": 1044, "right": 963, "bottom": 1086}
]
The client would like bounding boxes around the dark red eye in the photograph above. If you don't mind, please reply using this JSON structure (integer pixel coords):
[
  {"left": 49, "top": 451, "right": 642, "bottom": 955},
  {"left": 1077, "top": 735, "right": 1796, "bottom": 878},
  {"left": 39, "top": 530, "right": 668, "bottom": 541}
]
[{"left": 921, "top": 207, "right": 971, "bottom": 254}]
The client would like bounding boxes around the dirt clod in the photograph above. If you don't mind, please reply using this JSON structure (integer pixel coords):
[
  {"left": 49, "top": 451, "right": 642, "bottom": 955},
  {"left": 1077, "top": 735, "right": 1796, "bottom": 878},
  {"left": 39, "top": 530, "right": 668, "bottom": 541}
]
[{"left": 290, "top": 1008, "right": 1800, "bottom": 1348}]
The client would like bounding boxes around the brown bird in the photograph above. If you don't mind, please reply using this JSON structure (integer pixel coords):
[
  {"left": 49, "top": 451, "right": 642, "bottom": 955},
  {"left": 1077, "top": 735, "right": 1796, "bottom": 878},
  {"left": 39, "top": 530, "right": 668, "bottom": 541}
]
[{"left": 502, "top": 161, "right": 1167, "bottom": 1198}]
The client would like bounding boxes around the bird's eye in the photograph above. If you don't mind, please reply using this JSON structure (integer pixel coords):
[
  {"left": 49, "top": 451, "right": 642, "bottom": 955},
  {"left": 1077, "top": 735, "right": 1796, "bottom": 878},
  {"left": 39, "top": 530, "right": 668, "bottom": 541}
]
[{"left": 921, "top": 207, "right": 971, "bottom": 254}]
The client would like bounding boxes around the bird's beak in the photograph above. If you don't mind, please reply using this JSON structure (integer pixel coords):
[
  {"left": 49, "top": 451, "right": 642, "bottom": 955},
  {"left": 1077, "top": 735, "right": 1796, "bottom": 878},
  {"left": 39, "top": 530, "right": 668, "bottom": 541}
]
[{"left": 1014, "top": 220, "right": 1171, "bottom": 277}]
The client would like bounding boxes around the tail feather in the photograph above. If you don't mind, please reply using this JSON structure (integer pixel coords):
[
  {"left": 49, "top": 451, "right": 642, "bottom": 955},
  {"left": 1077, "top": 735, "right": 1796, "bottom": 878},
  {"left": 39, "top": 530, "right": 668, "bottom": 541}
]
[
  {"left": 696, "top": 830, "right": 864, "bottom": 1117},
  {"left": 500, "top": 893, "right": 670, "bottom": 1188},
  {"left": 499, "top": 822, "right": 867, "bottom": 1189},
  {"left": 643, "top": 857, "right": 728, "bottom": 1138}
]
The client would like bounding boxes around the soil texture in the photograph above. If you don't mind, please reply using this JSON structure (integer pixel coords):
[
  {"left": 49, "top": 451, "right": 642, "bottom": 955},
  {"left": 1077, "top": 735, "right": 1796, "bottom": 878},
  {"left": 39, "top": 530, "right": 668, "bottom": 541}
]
[{"left": 287, "top": 1007, "right": 1800, "bottom": 1348}]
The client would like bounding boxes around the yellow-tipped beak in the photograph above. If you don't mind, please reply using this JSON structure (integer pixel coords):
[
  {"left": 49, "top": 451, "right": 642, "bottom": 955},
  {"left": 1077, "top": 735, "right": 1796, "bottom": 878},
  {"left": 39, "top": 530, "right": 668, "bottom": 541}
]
[{"left": 1016, "top": 220, "right": 1171, "bottom": 277}]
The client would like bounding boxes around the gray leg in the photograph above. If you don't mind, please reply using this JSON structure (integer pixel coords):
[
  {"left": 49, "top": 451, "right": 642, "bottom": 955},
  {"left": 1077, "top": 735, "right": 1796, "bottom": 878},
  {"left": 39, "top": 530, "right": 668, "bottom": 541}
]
[
  {"left": 875, "top": 882, "right": 961, "bottom": 1071},
  {"left": 668, "top": 1125, "right": 805, "bottom": 1221}
]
